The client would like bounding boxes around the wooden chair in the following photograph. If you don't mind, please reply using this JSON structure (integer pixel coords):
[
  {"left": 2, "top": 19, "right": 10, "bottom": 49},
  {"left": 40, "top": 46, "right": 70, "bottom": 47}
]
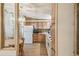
[
  {"left": 19, "top": 38, "right": 24, "bottom": 56},
  {"left": 8, "top": 38, "right": 24, "bottom": 56}
]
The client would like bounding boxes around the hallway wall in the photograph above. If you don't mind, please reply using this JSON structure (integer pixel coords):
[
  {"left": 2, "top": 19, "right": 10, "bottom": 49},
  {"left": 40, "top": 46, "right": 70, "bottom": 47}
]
[{"left": 58, "top": 4, "right": 74, "bottom": 56}]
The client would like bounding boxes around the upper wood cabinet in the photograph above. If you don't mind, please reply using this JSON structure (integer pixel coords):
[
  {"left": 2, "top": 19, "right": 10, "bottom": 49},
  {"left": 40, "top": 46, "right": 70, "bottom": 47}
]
[{"left": 24, "top": 18, "right": 50, "bottom": 29}]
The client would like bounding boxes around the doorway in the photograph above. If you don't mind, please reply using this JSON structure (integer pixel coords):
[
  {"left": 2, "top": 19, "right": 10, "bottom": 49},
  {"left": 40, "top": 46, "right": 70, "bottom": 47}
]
[
  {"left": 0, "top": 3, "right": 16, "bottom": 56},
  {"left": 18, "top": 3, "right": 56, "bottom": 56}
]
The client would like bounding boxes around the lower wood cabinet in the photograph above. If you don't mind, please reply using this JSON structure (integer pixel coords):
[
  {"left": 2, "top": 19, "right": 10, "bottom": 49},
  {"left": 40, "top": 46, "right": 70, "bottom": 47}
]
[
  {"left": 33, "top": 33, "right": 45, "bottom": 43},
  {"left": 33, "top": 34, "right": 38, "bottom": 43}
]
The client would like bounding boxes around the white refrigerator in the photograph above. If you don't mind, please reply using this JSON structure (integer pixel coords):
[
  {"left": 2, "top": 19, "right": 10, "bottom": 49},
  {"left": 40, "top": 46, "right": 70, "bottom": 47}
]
[{"left": 23, "top": 26, "right": 33, "bottom": 44}]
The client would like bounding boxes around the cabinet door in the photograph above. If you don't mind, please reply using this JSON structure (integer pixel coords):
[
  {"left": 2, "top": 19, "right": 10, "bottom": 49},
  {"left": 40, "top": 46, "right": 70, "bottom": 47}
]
[
  {"left": 38, "top": 34, "right": 45, "bottom": 43},
  {"left": 33, "top": 34, "right": 38, "bottom": 43}
]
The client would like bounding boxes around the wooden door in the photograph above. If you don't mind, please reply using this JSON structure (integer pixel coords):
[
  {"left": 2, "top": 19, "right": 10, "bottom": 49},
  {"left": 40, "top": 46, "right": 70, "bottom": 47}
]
[{"left": 0, "top": 3, "right": 5, "bottom": 49}]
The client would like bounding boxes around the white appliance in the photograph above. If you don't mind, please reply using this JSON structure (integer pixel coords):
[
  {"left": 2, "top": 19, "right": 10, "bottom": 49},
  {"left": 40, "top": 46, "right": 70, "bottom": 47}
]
[
  {"left": 45, "top": 32, "right": 52, "bottom": 56},
  {"left": 23, "top": 26, "right": 33, "bottom": 44}
]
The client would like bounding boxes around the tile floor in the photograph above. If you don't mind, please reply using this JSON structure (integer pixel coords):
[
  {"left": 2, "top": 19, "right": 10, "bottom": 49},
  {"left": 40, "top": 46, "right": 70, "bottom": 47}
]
[{"left": 0, "top": 48, "right": 16, "bottom": 56}]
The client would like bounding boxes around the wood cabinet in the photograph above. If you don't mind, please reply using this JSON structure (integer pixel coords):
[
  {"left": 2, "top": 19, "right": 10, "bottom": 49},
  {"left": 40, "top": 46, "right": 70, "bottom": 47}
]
[
  {"left": 33, "top": 34, "right": 38, "bottom": 43},
  {"left": 24, "top": 19, "right": 49, "bottom": 29},
  {"left": 33, "top": 33, "right": 46, "bottom": 43}
]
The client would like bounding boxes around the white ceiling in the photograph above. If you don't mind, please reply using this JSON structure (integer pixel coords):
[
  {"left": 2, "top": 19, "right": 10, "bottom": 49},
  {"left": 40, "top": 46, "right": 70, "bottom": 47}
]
[
  {"left": 4, "top": 3, "right": 52, "bottom": 19},
  {"left": 20, "top": 3, "right": 52, "bottom": 19}
]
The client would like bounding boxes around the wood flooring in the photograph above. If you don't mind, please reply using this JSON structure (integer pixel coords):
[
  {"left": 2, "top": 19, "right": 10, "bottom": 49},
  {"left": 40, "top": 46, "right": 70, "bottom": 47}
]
[
  {"left": 24, "top": 43, "right": 48, "bottom": 56},
  {"left": 0, "top": 39, "right": 48, "bottom": 56}
]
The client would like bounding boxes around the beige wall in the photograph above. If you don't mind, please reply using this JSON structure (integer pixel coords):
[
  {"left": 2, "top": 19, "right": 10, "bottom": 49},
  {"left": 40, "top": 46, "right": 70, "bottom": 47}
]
[{"left": 58, "top": 4, "right": 74, "bottom": 56}]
